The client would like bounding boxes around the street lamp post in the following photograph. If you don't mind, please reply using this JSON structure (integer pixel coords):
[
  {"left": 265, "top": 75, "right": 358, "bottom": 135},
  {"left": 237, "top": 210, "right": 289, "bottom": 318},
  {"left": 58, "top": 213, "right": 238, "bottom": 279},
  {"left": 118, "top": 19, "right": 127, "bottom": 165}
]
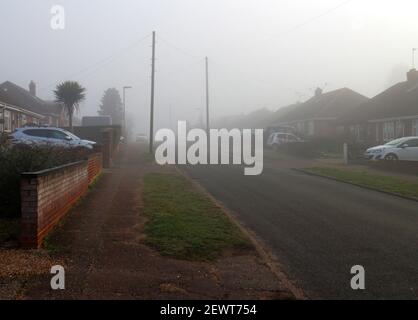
[{"left": 122, "top": 86, "right": 132, "bottom": 138}]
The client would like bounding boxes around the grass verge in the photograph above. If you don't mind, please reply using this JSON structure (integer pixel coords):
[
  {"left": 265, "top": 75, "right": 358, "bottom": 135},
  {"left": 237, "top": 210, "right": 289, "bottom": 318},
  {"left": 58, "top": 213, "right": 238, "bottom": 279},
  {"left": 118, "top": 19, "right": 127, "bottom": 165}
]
[
  {"left": 304, "top": 167, "right": 418, "bottom": 199},
  {"left": 143, "top": 173, "right": 251, "bottom": 261}
]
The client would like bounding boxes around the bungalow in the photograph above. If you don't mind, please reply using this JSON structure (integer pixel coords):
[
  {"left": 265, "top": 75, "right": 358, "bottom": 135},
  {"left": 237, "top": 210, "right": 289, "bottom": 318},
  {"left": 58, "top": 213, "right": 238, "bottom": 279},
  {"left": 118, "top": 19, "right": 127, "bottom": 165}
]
[
  {"left": 0, "top": 98, "right": 44, "bottom": 133},
  {"left": 271, "top": 87, "right": 368, "bottom": 138},
  {"left": 0, "top": 81, "right": 68, "bottom": 129},
  {"left": 341, "top": 69, "right": 418, "bottom": 145}
]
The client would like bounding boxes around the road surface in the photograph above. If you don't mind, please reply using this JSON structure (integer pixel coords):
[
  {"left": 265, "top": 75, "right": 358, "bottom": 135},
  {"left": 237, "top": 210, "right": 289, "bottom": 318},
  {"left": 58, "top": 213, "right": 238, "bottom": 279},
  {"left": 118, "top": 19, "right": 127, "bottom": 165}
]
[{"left": 182, "top": 159, "right": 418, "bottom": 299}]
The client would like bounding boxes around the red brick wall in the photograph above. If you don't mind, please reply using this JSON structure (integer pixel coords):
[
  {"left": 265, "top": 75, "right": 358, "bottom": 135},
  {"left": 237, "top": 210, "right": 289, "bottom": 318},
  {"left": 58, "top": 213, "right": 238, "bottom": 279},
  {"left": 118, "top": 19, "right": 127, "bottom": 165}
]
[
  {"left": 20, "top": 154, "right": 102, "bottom": 249},
  {"left": 102, "top": 129, "right": 114, "bottom": 168},
  {"left": 88, "top": 153, "right": 103, "bottom": 184}
]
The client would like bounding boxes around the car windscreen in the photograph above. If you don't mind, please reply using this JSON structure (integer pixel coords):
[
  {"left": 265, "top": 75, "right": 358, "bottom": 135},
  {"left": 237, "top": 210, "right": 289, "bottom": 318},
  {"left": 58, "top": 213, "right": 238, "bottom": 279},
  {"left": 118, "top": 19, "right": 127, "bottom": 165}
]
[
  {"left": 61, "top": 130, "right": 80, "bottom": 140},
  {"left": 385, "top": 138, "right": 410, "bottom": 146}
]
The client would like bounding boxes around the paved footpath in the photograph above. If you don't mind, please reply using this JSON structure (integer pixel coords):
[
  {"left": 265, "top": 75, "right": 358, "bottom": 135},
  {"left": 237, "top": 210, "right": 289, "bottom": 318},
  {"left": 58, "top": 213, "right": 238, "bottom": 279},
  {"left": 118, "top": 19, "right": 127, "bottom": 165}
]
[{"left": 19, "top": 144, "right": 295, "bottom": 300}]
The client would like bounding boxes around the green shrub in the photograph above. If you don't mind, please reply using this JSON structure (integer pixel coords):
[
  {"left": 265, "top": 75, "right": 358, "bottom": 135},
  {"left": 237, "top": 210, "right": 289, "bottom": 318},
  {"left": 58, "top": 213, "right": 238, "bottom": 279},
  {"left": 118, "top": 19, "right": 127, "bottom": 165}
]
[
  {"left": 309, "top": 137, "right": 344, "bottom": 155},
  {"left": 0, "top": 141, "right": 90, "bottom": 218},
  {"left": 276, "top": 137, "right": 347, "bottom": 159}
]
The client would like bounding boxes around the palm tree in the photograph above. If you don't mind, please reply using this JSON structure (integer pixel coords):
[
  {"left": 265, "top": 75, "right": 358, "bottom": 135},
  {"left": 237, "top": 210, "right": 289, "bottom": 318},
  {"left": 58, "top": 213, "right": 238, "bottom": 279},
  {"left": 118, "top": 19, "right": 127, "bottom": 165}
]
[{"left": 54, "top": 81, "right": 86, "bottom": 131}]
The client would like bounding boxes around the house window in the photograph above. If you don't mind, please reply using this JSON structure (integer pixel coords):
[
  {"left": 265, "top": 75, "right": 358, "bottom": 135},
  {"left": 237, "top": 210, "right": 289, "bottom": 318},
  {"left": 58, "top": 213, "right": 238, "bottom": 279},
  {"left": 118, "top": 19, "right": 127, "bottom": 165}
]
[
  {"left": 3, "top": 110, "right": 11, "bottom": 132},
  {"left": 296, "top": 122, "right": 305, "bottom": 135},
  {"left": 413, "top": 119, "right": 418, "bottom": 136},
  {"left": 395, "top": 120, "right": 404, "bottom": 138},
  {"left": 0, "top": 108, "right": 3, "bottom": 132},
  {"left": 307, "top": 121, "right": 315, "bottom": 136},
  {"left": 383, "top": 122, "right": 395, "bottom": 142},
  {"left": 349, "top": 124, "right": 363, "bottom": 142}
]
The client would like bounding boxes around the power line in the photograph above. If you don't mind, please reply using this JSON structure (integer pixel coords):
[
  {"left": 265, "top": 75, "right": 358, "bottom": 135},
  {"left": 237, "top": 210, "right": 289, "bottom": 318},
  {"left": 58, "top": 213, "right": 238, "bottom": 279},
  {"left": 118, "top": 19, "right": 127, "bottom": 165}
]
[
  {"left": 39, "top": 33, "right": 152, "bottom": 92},
  {"left": 129, "top": 58, "right": 204, "bottom": 93},
  {"left": 156, "top": 34, "right": 202, "bottom": 60},
  {"left": 270, "top": 0, "right": 355, "bottom": 38},
  {"left": 156, "top": 58, "right": 204, "bottom": 79}
]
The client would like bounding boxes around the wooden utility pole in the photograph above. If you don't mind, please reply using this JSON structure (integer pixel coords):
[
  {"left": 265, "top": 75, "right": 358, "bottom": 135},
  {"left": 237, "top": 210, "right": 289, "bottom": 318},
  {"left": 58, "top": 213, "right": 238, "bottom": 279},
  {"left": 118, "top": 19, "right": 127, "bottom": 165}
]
[
  {"left": 205, "top": 57, "right": 210, "bottom": 134},
  {"left": 149, "top": 31, "right": 156, "bottom": 154}
]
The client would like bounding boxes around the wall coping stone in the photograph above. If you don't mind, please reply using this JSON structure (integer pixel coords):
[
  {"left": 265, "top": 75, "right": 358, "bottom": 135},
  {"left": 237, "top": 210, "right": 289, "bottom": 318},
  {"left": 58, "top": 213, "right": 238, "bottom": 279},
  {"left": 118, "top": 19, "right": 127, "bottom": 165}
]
[{"left": 21, "top": 160, "right": 88, "bottom": 178}]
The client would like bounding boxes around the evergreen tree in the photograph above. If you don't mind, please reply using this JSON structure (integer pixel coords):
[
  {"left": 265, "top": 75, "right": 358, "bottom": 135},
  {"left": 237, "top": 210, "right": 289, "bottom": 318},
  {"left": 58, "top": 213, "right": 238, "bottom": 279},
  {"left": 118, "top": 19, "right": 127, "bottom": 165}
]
[{"left": 98, "top": 88, "right": 123, "bottom": 125}]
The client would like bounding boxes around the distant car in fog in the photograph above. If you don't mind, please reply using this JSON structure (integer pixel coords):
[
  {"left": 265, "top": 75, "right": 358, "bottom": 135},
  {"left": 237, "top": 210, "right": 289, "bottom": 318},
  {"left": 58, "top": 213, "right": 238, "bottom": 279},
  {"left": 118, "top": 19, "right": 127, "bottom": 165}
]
[
  {"left": 364, "top": 137, "right": 418, "bottom": 161},
  {"left": 9, "top": 127, "right": 96, "bottom": 150},
  {"left": 267, "top": 132, "right": 302, "bottom": 149},
  {"left": 136, "top": 134, "right": 148, "bottom": 143}
]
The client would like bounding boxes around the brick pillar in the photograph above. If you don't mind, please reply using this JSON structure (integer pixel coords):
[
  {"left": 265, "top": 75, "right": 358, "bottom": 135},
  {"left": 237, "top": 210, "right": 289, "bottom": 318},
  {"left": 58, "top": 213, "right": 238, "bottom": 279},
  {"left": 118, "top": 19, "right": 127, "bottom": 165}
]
[
  {"left": 20, "top": 176, "right": 39, "bottom": 248},
  {"left": 102, "top": 129, "right": 113, "bottom": 168}
]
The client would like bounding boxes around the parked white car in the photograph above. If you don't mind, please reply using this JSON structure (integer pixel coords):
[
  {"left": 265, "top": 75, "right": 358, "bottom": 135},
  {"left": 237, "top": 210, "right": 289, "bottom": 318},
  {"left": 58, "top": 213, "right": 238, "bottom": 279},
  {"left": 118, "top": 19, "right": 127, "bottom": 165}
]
[
  {"left": 9, "top": 127, "right": 97, "bottom": 150},
  {"left": 267, "top": 132, "right": 302, "bottom": 149},
  {"left": 364, "top": 137, "right": 418, "bottom": 161}
]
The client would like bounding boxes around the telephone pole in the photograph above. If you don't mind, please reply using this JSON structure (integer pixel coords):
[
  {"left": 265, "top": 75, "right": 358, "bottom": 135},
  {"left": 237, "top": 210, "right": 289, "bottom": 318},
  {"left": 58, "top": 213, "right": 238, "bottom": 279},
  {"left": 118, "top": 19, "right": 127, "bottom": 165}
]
[
  {"left": 122, "top": 86, "right": 132, "bottom": 137},
  {"left": 149, "top": 31, "right": 156, "bottom": 154},
  {"left": 205, "top": 57, "right": 210, "bottom": 134}
]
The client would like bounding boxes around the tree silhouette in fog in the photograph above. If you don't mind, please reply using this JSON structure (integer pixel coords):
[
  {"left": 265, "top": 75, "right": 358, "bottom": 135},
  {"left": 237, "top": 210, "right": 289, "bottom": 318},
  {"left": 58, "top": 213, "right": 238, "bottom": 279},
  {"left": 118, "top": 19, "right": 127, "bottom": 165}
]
[
  {"left": 98, "top": 88, "right": 123, "bottom": 126},
  {"left": 54, "top": 81, "right": 86, "bottom": 132}
]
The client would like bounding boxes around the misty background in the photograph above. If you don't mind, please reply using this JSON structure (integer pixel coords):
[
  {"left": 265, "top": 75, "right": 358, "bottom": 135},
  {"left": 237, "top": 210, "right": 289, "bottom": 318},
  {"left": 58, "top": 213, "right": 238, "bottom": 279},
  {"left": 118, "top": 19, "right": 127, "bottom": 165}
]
[{"left": 1, "top": 0, "right": 417, "bottom": 135}]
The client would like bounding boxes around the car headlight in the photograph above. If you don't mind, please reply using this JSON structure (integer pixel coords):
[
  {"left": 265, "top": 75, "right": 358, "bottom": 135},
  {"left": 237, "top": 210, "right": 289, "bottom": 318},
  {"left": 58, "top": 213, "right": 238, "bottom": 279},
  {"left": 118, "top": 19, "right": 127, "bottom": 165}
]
[{"left": 367, "top": 149, "right": 383, "bottom": 154}]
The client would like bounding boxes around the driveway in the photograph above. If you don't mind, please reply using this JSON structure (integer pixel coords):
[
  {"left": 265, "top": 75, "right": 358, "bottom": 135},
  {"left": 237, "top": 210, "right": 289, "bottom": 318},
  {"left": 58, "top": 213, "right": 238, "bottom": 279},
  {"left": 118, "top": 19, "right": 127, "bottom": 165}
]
[{"left": 182, "top": 158, "right": 418, "bottom": 299}]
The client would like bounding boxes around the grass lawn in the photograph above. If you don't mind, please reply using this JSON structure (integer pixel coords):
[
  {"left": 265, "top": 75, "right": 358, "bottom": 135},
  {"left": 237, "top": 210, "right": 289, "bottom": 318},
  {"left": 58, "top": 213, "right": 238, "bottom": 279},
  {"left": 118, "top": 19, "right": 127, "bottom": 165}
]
[
  {"left": 143, "top": 173, "right": 251, "bottom": 261},
  {"left": 304, "top": 167, "right": 418, "bottom": 199}
]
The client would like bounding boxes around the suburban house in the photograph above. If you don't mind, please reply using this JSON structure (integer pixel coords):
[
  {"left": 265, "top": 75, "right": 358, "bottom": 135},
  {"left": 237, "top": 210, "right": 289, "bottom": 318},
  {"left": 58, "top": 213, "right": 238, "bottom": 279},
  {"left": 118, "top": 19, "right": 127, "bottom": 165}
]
[
  {"left": 0, "top": 81, "right": 68, "bottom": 131},
  {"left": 271, "top": 87, "right": 369, "bottom": 138},
  {"left": 0, "top": 95, "right": 44, "bottom": 133},
  {"left": 341, "top": 69, "right": 418, "bottom": 144}
]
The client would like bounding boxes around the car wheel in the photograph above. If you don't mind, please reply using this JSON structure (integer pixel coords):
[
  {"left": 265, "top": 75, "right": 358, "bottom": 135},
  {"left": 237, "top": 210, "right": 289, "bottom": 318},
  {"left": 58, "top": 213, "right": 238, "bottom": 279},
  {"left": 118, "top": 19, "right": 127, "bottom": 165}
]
[{"left": 384, "top": 153, "right": 398, "bottom": 161}]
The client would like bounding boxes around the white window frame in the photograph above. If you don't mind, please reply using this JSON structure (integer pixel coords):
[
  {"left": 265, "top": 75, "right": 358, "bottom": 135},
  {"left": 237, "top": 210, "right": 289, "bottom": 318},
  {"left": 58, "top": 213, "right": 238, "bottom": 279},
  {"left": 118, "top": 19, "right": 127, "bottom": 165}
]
[
  {"left": 383, "top": 121, "right": 395, "bottom": 142},
  {"left": 307, "top": 121, "right": 315, "bottom": 136},
  {"left": 3, "top": 110, "right": 11, "bottom": 132},
  {"left": 0, "top": 108, "right": 3, "bottom": 132},
  {"left": 413, "top": 119, "right": 418, "bottom": 136},
  {"left": 395, "top": 120, "right": 404, "bottom": 138}
]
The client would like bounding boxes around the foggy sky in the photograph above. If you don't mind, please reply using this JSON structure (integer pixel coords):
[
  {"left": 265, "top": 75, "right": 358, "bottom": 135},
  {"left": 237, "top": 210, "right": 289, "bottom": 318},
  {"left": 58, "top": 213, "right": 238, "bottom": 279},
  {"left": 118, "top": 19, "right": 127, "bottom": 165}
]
[{"left": 1, "top": 0, "right": 418, "bottom": 134}]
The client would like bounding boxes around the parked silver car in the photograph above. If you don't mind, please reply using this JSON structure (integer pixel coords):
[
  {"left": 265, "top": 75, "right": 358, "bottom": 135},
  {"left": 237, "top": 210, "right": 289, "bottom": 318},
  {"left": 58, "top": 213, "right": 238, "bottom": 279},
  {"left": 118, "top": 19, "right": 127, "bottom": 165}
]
[
  {"left": 267, "top": 132, "right": 302, "bottom": 149},
  {"left": 9, "top": 127, "right": 96, "bottom": 150}
]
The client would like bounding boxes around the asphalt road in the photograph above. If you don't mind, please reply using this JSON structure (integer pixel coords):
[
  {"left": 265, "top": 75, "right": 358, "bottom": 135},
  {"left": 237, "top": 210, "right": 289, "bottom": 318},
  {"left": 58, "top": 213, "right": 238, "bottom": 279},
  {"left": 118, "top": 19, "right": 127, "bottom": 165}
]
[{"left": 182, "top": 161, "right": 418, "bottom": 299}]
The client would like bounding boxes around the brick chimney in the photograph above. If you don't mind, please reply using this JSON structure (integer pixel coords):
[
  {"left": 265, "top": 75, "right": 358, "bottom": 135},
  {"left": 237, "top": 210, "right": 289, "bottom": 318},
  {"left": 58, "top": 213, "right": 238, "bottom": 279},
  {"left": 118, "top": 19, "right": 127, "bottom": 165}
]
[
  {"left": 315, "top": 87, "right": 323, "bottom": 97},
  {"left": 29, "top": 81, "right": 36, "bottom": 96},
  {"left": 407, "top": 69, "right": 418, "bottom": 83}
]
